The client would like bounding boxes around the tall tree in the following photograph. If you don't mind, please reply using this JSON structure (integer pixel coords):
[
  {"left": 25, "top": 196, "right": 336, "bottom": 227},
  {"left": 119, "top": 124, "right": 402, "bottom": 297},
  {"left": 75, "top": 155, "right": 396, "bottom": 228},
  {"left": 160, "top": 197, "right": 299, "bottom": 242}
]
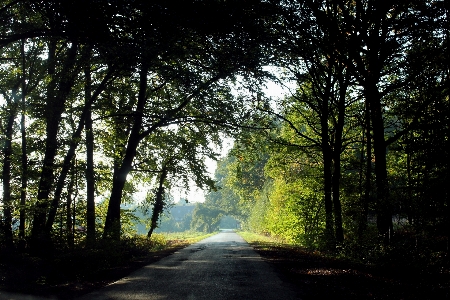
[
  {"left": 102, "top": 0, "right": 275, "bottom": 239},
  {"left": 19, "top": 38, "right": 28, "bottom": 241},
  {"left": 296, "top": 0, "right": 445, "bottom": 242},
  {"left": 0, "top": 37, "right": 42, "bottom": 246},
  {"left": 84, "top": 46, "right": 96, "bottom": 245},
  {"left": 1, "top": 82, "right": 20, "bottom": 248},
  {"left": 31, "top": 40, "right": 80, "bottom": 242},
  {"left": 44, "top": 63, "right": 115, "bottom": 236}
]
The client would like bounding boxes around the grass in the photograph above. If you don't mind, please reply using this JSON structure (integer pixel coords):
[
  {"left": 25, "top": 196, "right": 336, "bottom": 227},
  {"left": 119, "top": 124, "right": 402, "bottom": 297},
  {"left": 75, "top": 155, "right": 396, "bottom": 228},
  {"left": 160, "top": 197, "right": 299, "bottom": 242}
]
[
  {"left": 4, "top": 230, "right": 447, "bottom": 299},
  {"left": 0, "top": 231, "right": 214, "bottom": 299},
  {"left": 162, "top": 231, "right": 217, "bottom": 245},
  {"left": 237, "top": 230, "right": 450, "bottom": 299},
  {"left": 237, "top": 231, "right": 283, "bottom": 244}
]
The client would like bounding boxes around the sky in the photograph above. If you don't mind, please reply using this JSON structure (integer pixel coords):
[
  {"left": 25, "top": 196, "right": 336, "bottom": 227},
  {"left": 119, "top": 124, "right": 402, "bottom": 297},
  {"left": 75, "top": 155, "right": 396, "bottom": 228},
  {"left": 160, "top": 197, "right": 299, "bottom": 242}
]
[
  {"left": 181, "top": 76, "right": 293, "bottom": 203},
  {"left": 0, "top": 70, "right": 293, "bottom": 205}
]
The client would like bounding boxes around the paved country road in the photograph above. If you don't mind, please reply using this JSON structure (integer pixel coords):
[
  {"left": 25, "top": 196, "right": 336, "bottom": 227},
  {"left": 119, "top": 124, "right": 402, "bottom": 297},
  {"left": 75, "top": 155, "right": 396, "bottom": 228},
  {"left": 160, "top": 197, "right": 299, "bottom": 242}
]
[{"left": 78, "top": 230, "right": 299, "bottom": 300}]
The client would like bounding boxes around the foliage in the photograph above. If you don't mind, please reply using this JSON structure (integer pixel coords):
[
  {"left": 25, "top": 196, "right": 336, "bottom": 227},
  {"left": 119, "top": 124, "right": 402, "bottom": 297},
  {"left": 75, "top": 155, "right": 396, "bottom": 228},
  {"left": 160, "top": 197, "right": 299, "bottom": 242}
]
[
  {"left": 162, "top": 231, "right": 216, "bottom": 245},
  {"left": 266, "top": 178, "right": 325, "bottom": 247},
  {"left": 0, "top": 232, "right": 200, "bottom": 298},
  {"left": 0, "top": 0, "right": 448, "bottom": 280},
  {"left": 190, "top": 202, "right": 223, "bottom": 233},
  {"left": 237, "top": 231, "right": 282, "bottom": 246}
]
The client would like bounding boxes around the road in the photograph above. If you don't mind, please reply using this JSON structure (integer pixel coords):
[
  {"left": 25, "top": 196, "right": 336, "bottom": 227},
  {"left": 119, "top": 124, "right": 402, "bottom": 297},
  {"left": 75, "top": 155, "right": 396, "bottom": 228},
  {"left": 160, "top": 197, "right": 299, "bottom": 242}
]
[{"left": 78, "top": 230, "right": 299, "bottom": 300}]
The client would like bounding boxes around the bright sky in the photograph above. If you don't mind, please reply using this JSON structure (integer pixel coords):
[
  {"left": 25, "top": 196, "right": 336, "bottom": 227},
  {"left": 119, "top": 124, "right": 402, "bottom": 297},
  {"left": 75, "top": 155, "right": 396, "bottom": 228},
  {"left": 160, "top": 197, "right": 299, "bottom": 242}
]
[
  {"left": 0, "top": 71, "right": 293, "bottom": 205},
  {"left": 182, "top": 76, "right": 292, "bottom": 203}
]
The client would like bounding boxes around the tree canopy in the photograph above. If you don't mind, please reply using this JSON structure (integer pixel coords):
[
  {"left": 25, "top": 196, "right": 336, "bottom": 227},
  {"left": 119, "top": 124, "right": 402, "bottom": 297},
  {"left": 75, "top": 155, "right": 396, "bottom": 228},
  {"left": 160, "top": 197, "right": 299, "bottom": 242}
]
[{"left": 0, "top": 0, "right": 448, "bottom": 270}]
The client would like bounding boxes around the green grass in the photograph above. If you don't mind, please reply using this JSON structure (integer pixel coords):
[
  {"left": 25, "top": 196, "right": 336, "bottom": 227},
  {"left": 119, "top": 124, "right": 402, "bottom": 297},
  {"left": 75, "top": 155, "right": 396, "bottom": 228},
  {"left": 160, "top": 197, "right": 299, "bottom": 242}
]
[
  {"left": 237, "top": 231, "right": 287, "bottom": 248},
  {"left": 237, "top": 231, "right": 283, "bottom": 243},
  {"left": 161, "top": 231, "right": 217, "bottom": 245},
  {"left": 0, "top": 231, "right": 218, "bottom": 299}
]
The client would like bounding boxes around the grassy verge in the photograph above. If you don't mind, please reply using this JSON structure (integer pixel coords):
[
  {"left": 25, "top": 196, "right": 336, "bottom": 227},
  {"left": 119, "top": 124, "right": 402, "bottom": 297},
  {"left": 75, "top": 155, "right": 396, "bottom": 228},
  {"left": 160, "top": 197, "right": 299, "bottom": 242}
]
[
  {"left": 163, "top": 231, "right": 217, "bottom": 245},
  {"left": 0, "top": 231, "right": 215, "bottom": 299},
  {"left": 237, "top": 231, "right": 449, "bottom": 299},
  {"left": 237, "top": 231, "right": 283, "bottom": 245}
]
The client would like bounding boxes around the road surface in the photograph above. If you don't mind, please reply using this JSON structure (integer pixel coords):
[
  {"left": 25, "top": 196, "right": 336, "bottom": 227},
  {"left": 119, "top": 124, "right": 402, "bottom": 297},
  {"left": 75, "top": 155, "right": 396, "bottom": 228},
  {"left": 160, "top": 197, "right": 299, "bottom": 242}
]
[{"left": 78, "top": 230, "right": 299, "bottom": 299}]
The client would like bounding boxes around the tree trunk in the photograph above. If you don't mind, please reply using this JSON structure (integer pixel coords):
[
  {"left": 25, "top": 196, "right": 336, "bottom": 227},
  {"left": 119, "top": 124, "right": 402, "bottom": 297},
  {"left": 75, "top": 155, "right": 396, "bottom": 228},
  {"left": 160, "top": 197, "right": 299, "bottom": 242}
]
[
  {"left": 359, "top": 100, "right": 372, "bottom": 239},
  {"left": 331, "top": 72, "right": 348, "bottom": 244},
  {"left": 2, "top": 88, "right": 20, "bottom": 249},
  {"left": 44, "top": 67, "right": 113, "bottom": 234},
  {"left": 66, "top": 161, "right": 75, "bottom": 248},
  {"left": 406, "top": 145, "right": 413, "bottom": 225},
  {"left": 19, "top": 38, "right": 28, "bottom": 242},
  {"left": 85, "top": 48, "right": 96, "bottom": 246},
  {"left": 103, "top": 63, "right": 149, "bottom": 239},
  {"left": 365, "top": 82, "right": 392, "bottom": 243},
  {"left": 323, "top": 148, "right": 334, "bottom": 248},
  {"left": 148, "top": 166, "right": 169, "bottom": 238},
  {"left": 31, "top": 41, "right": 79, "bottom": 244},
  {"left": 321, "top": 94, "right": 335, "bottom": 248}
]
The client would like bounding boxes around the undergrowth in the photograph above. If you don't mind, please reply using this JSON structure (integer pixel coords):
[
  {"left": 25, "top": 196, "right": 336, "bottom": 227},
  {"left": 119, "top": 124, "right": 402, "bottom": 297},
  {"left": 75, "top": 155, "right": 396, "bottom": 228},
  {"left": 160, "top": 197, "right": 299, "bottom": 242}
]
[
  {"left": 238, "top": 229, "right": 450, "bottom": 278},
  {"left": 0, "top": 231, "right": 212, "bottom": 298}
]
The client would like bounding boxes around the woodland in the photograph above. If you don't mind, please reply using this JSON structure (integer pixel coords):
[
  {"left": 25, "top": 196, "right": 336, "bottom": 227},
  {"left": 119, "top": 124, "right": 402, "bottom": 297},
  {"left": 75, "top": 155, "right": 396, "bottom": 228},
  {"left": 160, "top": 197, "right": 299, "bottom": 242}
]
[{"left": 0, "top": 0, "right": 449, "bottom": 296}]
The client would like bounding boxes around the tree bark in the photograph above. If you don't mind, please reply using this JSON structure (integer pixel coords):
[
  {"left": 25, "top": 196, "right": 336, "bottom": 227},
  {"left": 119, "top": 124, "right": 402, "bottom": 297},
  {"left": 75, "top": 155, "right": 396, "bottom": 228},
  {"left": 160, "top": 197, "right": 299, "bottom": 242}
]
[
  {"left": 66, "top": 160, "right": 75, "bottom": 248},
  {"left": 44, "top": 67, "right": 114, "bottom": 234},
  {"left": 31, "top": 41, "right": 79, "bottom": 243},
  {"left": 359, "top": 99, "right": 372, "bottom": 239},
  {"left": 2, "top": 87, "right": 20, "bottom": 248},
  {"left": 320, "top": 86, "right": 335, "bottom": 248},
  {"left": 365, "top": 82, "right": 392, "bottom": 243},
  {"left": 85, "top": 48, "right": 96, "bottom": 246},
  {"left": 331, "top": 71, "right": 348, "bottom": 244},
  {"left": 19, "top": 38, "right": 28, "bottom": 242},
  {"left": 147, "top": 165, "right": 169, "bottom": 238},
  {"left": 103, "top": 63, "right": 149, "bottom": 239}
]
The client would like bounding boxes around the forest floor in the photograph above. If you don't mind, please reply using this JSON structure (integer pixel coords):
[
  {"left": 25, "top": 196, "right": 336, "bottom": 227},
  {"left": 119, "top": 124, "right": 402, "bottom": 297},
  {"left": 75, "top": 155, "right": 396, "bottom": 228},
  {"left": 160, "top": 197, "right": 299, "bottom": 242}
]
[
  {"left": 0, "top": 243, "right": 188, "bottom": 299},
  {"left": 249, "top": 241, "right": 449, "bottom": 300},
  {"left": 1, "top": 233, "right": 449, "bottom": 299}
]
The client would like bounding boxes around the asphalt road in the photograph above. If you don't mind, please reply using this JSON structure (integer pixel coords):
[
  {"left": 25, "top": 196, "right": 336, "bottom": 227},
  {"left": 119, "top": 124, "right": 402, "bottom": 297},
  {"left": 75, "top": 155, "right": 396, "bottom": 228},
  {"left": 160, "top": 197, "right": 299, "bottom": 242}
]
[{"left": 78, "top": 230, "right": 299, "bottom": 300}]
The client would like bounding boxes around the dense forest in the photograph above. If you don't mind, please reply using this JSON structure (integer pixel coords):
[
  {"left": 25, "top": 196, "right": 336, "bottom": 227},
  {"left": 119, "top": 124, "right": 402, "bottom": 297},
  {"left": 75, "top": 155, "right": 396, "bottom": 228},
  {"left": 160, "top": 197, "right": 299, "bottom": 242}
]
[{"left": 1, "top": 0, "right": 448, "bottom": 270}]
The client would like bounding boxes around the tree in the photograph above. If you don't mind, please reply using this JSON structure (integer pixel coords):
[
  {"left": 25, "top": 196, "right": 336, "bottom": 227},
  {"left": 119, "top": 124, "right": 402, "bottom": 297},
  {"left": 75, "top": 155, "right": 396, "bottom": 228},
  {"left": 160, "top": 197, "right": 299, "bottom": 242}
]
[
  {"left": 102, "top": 0, "right": 276, "bottom": 239},
  {"left": 1, "top": 68, "right": 21, "bottom": 248},
  {"left": 141, "top": 125, "right": 220, "bottom": 238},
  {"left": 278, "top": 0, "right": 447, "bottom": 244},
  {"left": 350, "top": 0, "right": 446, "bottom": 242},
  {"left": 84, "top": 46, "right": 95, "bottom": 245},
  {"left": 1, "top": 36, "right": 44, "bottom": 247},
  {"left": 30, "top": 40, "right": 80, "bottom": 243}
]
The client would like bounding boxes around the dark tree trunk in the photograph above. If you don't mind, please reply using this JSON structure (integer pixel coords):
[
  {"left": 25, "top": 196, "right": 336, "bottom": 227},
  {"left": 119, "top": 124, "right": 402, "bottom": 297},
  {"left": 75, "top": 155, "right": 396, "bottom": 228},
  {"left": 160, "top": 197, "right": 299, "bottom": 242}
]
[
  {"left": 85, "top": 49, "right": 96, "bottom": 246},
  {"left": 148, "top": 166, "right": 169, "bottom": 238},
  {"left": 66, "top": 161, "right": 75, "bottom": 248},
  {"left": 331, "top": 72, "right": 348, "bottom": 244},
  {"left": 2, "top": 88, "right": 20, "bottom": 249},
  {"left": 31, "top": 41, "right": 79, "bottom": 243},
  {"left": 359, "top": 100, "right": 372, "bottom": 239},
  {"left": 365, "top": 82, "right": 392, "bottom": 243},
  {"left": 352, "top": 0, "right": 393, "bottom": 243},
  {"left": 321, "top": 92, "right": 335, "bottom": 248},
  {"left": 331, "top": 154, "right": 343, "bottom": 243},
  {"left": 44, "top": 68, "right": 113, "bottom": 234},
  {"left": 103, "top": 63, "right": 149, "bottom": 240},
  {"left": 31, "top": 40, "right": 57, "bottom": 241},
  {"left": 19, "top": 39, "right": 28, "bottom": 242},
  {"left": 323, "top": 148, "right": 335, "bottom": 248},
  {"left": 406, "top": 145, "right": 413, "bottom": 225}
]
